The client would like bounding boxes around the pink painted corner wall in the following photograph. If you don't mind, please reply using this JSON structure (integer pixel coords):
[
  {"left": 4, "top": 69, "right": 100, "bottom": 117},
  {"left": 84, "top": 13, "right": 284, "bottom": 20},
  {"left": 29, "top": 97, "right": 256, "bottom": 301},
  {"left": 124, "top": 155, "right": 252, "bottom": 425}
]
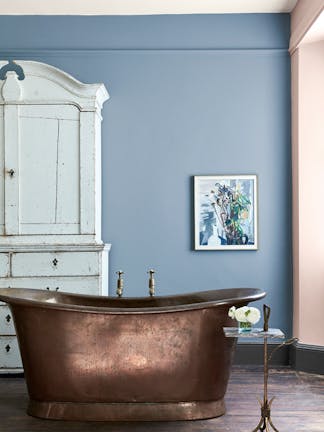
[
  {"left": 292, "top": 40, "right": 324, "bottom": 345},
  {"left": 290, "top": 0, "right": 324, "bottom": 52}
]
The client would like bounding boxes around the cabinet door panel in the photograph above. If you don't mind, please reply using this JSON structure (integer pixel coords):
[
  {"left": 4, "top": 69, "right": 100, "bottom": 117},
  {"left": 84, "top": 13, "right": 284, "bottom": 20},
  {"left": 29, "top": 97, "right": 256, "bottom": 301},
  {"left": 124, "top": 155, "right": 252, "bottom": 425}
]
[
  {"left": 20, "top": 116, "right": 58, "bottom": 223},
  {"left": 18, "top": 105, "right": 80, "bottom": 234},
  {"left": 0, "top": 106, "right": 4, "bottom": 234}
]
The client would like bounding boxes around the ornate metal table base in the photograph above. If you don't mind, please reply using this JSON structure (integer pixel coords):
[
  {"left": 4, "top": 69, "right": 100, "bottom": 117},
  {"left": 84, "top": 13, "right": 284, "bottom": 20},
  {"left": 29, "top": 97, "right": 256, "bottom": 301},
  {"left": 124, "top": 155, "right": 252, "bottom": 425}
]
[
  {"left": 252, "top": 333, "right": 279, "bottom": 432},
  {"left": 252, "top": 397, "right": 279, "bottom": 432},
  {"left": 224, "top": 304, "right": 297, "bottom": 432}
]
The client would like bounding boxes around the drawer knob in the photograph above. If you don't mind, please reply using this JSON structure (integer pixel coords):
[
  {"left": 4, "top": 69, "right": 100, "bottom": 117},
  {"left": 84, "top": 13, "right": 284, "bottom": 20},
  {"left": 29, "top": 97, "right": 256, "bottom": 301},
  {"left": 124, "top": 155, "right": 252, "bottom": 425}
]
[
  {"left": 5, "top": 314, "right": 11, "bottom": 323},
  {"left": 55, "top": 287, "right": 59, "bottom": 291},
  {"left": 5, "top": 344, "right": 11, "bottom": 353},
  {"left": 7, "top": 169, "right": 15, "bottom": 178},
  {"left": 52, "top": 258, "right": 58, "bottom": 267}
]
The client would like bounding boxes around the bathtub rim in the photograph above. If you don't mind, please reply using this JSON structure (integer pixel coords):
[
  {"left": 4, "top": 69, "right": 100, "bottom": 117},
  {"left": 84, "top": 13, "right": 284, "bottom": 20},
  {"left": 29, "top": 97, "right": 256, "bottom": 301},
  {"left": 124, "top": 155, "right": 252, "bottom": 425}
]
[{"left": 0, "top": 287, "right": 266, "bottom": 315}]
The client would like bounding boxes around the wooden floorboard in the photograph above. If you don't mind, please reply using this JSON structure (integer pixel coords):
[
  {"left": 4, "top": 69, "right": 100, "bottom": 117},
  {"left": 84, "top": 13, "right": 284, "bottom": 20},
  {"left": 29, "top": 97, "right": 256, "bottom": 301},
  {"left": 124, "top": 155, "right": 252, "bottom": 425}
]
[{"left": 0, "top": 366, "right": 323, "bottom": 431}]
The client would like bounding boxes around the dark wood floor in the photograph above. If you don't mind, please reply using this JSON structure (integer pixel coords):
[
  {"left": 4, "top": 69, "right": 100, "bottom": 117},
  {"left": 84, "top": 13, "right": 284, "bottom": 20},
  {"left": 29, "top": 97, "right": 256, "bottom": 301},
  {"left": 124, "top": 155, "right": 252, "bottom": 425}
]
[{"left": 0, "top": 366, "right": 323, "bottom": 431}]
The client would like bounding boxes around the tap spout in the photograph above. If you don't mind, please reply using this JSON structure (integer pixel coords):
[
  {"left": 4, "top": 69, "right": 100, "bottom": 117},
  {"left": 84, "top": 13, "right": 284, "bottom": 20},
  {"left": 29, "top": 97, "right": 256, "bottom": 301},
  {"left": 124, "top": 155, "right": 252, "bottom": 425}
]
[
  {"left": 148, "top": 269, "right": 155, "bottom": 297},
  {"left": 116, "top": 271, "right": 124, "bottom": 297}
]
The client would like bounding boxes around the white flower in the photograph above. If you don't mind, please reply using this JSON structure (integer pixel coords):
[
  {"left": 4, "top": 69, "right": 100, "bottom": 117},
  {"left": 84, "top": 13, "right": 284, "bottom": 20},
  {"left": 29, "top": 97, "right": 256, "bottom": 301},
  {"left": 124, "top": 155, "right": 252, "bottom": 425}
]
[
  {"left": 228, "top": 305, "right": 261, "bottom": 325},
  {"left": 246, "top": 307, "right": 261, "bottom": 325},
  {"left": 234, "top": 306, "right": 250, "bottom": 322},
  {"left": 228, "top": 306, "right": 236, "bottom": 319},
  {"left": 232, "top": 306, "right": 261, "bottom": 324}
]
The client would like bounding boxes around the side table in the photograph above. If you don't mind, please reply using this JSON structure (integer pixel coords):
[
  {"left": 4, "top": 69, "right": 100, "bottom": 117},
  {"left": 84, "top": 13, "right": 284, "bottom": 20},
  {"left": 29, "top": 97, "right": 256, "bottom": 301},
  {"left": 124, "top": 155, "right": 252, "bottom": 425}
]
[{"left": 224, "top": 326, "right": 286, "bottom": 432}]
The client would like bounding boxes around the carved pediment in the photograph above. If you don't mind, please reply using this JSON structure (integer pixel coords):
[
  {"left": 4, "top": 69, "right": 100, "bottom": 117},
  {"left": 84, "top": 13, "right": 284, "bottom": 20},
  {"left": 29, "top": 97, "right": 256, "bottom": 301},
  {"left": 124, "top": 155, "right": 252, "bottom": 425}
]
[{"left": 0, "top": 60, "right": 109, "bottom": 112}]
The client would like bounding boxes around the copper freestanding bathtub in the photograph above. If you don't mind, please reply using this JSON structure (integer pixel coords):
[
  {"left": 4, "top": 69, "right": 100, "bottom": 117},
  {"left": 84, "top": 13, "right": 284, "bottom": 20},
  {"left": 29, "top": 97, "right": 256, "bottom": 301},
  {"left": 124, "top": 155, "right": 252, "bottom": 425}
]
[{"left": 0, "top": 287, "right": 265, "bottom": 421}]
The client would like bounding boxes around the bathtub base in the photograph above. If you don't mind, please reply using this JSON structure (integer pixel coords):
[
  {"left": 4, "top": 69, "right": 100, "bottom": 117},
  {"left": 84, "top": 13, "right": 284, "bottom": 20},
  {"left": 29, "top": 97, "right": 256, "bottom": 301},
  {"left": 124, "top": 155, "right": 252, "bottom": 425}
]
[{"left": 27, "top": 399, "right": 226, "bottom": 421}]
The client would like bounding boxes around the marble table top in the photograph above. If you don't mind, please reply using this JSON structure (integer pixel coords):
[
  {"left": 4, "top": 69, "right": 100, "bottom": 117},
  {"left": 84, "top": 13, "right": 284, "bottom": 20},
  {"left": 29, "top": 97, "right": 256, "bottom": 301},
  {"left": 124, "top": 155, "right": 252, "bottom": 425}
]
[{"left": 223, "top": 327, "right": 285, "bottom": 339}]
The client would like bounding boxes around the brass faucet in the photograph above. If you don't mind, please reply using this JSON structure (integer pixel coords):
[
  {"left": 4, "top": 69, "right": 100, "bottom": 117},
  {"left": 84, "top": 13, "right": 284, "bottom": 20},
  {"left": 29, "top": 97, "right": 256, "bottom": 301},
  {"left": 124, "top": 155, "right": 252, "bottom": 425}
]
[
  {"left": 148, "top": 269, "right": 155, "bottom": 297},
  {"left": 116, "top": 271, "right": 124, "bottom": 297}
]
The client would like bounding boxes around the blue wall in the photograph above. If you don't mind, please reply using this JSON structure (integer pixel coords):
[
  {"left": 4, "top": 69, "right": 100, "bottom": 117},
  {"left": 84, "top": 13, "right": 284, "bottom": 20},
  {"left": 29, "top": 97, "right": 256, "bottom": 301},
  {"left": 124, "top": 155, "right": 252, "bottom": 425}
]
[{"left": 0, "top": 15, "right": 292, "bottom": 334}]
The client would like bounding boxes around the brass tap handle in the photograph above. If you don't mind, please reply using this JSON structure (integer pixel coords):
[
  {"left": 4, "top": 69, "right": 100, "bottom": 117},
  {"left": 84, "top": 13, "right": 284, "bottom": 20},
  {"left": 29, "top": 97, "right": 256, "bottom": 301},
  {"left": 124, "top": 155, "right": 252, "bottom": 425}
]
[
  {"left": 147, "top": 269, "right": 155, "bottom": 297},
  {"left": 263, "top": 304, "right": 271, "bottom": 332},
  {"left": 116, "top": 271, "right": 124, "bottom": 297}
]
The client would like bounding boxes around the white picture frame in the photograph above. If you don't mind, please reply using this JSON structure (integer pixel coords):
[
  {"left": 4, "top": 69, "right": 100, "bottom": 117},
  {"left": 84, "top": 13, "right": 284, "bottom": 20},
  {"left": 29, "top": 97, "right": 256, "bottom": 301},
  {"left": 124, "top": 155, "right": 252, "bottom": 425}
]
[{"left": 194, "top": 175, "right": 258, "bottom": 250}]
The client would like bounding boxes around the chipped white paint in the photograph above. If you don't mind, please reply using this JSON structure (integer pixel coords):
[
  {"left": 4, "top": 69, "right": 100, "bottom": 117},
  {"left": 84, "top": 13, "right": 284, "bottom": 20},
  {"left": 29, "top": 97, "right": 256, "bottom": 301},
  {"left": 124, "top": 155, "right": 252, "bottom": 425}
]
[
  {"left": 0, "top": 61, "right": 110, "bottom": 372},
  {"left": 0, "top": 0, "right": 298, "bottom": 15}
]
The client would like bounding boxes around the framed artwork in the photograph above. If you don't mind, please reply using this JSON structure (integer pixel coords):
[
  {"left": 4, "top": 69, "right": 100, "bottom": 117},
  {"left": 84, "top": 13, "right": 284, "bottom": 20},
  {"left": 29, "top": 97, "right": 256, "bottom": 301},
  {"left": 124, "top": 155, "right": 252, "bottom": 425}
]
[{"left": 194, "top": 175, "right": 258, "bottom": 250}]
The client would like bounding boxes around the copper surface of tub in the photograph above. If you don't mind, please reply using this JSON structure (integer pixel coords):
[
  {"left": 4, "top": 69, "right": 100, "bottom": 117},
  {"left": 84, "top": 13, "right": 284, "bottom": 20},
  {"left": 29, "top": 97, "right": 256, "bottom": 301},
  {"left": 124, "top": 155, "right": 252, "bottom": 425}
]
[{"left": 0, "top": 287, "right": 265, "bottom": 421}]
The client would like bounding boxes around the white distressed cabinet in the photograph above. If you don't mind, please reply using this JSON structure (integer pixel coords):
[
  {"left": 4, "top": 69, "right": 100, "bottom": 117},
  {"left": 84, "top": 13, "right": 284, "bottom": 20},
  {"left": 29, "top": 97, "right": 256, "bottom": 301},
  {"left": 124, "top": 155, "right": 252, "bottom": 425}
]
[{"left": 0, "top": 61, "right": 110, "bottom": 372}]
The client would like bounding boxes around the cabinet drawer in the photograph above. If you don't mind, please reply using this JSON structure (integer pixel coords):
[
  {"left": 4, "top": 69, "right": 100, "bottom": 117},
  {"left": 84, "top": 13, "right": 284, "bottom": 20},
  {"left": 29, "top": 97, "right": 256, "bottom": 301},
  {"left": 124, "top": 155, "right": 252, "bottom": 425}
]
[
  {"left": 0, "top": 336, "right": 22, "bottom": 369},
  {"left": 11, "top": 252, "right": 99, "bottom": 277},
  {"left": 0, "top": 253, "right": 9, "bottom": 277},
  {"left": 0, "top": 306, "right": 15, "bottom": 335},
  {"left": 0, "top": 277, "right": 100, "bottom": 296}
]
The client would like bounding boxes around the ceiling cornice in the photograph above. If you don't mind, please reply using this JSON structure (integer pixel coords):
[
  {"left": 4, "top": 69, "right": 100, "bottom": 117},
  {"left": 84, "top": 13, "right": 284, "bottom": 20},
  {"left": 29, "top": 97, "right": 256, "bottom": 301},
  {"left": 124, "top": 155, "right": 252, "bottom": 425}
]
[{"left": 0, "top": 0, "right": 298, "bottom": 15}]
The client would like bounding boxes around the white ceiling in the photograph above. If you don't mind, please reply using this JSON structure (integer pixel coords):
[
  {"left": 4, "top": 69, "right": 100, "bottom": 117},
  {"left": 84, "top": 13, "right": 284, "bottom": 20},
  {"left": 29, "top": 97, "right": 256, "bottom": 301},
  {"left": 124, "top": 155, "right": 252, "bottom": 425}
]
[{"left": 0, "top": 0, "right": 298, "bottom": 15}]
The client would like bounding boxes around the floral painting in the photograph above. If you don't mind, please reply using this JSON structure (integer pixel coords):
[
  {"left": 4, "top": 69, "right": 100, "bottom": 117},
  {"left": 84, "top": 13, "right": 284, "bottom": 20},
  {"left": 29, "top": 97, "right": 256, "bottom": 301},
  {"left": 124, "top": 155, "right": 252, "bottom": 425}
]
[{"left": 194, "top": 175, "right": 258, "bottom": 250}]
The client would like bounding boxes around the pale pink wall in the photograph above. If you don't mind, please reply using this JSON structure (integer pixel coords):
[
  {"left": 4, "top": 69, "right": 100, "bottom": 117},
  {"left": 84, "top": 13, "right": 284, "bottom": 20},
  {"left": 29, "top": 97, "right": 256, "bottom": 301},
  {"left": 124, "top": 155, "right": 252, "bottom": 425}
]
[
  {"left": 290, "top": 0, "right": 324, "bottom": 52},
  {"left": 292, "top": 40, "right": 324, "bottom": 345},
  {"left": 291, "top": 48, "right": 300, "bottom": 340}
]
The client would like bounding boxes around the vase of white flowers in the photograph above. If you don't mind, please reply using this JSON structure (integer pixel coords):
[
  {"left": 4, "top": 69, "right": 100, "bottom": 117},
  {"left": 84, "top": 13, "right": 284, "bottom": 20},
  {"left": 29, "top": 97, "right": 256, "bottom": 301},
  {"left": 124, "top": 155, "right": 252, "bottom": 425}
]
[{"left": 228, "top": 305, "right": 261, "bottom": 332}]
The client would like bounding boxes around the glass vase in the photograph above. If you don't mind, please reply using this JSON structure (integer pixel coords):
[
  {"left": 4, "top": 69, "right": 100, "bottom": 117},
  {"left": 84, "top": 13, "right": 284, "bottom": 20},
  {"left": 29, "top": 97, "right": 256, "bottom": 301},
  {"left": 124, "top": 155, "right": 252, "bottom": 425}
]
[{"left": 239, "top": 321, "right": 252, "bottom": 333}]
